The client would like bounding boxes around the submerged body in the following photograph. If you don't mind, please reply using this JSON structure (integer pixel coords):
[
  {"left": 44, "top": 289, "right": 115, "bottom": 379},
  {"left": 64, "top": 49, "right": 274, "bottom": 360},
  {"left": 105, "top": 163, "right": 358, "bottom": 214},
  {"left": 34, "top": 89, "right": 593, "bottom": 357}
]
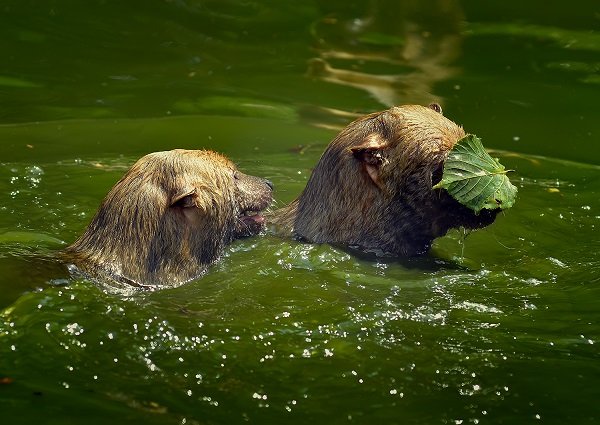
[
  {"left": 64, "top": 149, "right": 273, "bottom": 289},
  {"left": 271, "top": 104, "right": 497, "bottom": 255}
]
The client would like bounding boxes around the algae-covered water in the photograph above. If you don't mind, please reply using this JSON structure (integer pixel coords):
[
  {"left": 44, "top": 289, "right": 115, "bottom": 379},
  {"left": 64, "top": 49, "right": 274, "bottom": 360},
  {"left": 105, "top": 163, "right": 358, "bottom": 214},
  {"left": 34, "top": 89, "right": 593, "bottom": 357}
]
[{"left": 1, "top": 1, "right": 599, "bottom": 424}]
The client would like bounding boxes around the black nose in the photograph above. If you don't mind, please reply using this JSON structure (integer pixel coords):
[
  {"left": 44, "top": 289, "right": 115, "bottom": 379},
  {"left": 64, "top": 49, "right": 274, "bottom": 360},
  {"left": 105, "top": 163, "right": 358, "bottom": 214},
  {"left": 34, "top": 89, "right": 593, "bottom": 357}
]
[{"left": 265, "top": 179, "right": 274, "bottom": 190}]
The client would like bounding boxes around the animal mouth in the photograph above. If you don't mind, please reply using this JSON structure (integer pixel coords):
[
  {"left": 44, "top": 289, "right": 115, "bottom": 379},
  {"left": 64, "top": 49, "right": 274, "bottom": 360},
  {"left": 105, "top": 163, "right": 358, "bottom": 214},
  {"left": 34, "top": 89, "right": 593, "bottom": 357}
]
[
  {"left": 432, "top": 196, "right": 500, "bottom": 238},
  {"left": 462, "top": 207, "right": 499, "bottom": 230},
  {"left": 240, "top": 209, "right": 266, "bottom": 226},
  {"left": 234, "top": 203, "right": 269, "bottom": 238}
]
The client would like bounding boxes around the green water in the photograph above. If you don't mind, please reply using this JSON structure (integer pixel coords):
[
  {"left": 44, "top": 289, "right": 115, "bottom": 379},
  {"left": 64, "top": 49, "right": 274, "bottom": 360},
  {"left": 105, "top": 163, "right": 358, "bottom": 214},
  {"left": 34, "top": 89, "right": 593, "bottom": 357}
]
[{"left": 1, "top": 1, "right": 599, "bottom": 424}]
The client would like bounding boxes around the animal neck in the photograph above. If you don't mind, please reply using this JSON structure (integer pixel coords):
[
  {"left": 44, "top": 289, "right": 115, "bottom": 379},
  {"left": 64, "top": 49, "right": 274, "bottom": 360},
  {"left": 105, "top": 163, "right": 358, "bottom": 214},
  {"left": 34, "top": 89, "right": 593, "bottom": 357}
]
[
  {"left": 64, "top": 205, "right": 226, "bottom": 287},
  {"left": 269, "top": 185, "right": 440, "bottom": 257}
]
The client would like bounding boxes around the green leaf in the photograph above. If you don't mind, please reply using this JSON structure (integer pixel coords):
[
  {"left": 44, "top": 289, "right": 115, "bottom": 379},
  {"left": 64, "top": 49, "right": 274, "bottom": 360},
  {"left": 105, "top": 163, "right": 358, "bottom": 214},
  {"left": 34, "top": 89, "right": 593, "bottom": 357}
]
[{"left": 432, "top": 134, "right": 517, "bottom": 213}]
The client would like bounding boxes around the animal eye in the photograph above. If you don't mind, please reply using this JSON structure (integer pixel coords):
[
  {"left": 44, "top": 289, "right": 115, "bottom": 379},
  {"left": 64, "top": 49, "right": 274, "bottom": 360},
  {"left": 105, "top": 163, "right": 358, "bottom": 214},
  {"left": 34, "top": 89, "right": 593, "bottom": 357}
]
[
  {"left": 428, "top": 103, "right": 443, "bottom": 114},
  {"left": 233, "top": 171, "right": 240, "bottom": 180}
]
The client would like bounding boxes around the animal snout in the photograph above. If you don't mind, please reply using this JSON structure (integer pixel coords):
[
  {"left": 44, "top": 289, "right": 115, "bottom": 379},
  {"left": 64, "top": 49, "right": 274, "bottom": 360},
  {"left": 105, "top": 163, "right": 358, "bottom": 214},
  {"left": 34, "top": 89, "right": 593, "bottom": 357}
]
[{"left": 264, "top": 179, "right": 274, "bottom": 190}]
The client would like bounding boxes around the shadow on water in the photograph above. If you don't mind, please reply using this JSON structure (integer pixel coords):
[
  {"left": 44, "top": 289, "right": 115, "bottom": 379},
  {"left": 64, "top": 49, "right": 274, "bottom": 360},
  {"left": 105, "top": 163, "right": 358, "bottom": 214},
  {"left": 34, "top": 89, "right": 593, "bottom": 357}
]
[{"left": 334, "top": 243, "right": 469, "bottom": 272}]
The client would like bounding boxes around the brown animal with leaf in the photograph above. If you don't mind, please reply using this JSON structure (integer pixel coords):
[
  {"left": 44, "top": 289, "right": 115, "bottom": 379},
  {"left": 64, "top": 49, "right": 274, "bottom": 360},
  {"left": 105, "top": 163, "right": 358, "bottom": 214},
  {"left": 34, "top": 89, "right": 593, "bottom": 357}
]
[
  {"left": 64, "top": 149, "right": 273, "bottom": 290},
  {"left": 270, "top": 104, "right": 498, "bottom": 255}
]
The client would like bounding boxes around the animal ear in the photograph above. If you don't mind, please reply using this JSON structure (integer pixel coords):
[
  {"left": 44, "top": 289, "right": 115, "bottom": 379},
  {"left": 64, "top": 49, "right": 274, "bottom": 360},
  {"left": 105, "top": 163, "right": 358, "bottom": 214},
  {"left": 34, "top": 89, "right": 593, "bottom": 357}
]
[
  {"left": 350, "top": 135, "right": 388, "bottom": 189},
  {"left": 170, "top": 188, "right": 198, "bottom": 208}
]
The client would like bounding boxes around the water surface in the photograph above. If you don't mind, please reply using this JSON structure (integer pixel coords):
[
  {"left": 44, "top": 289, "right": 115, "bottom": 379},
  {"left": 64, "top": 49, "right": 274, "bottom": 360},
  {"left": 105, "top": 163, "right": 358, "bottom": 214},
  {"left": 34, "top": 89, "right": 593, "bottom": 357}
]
[{"left": 1, "top": 1, "right": 599, "bottom": 424}]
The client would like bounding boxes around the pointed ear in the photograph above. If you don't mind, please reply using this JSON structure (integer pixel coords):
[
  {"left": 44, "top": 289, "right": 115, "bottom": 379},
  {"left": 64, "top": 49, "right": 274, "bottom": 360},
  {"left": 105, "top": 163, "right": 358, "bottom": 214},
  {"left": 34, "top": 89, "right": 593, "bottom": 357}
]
[
  {"left": 350, "top": 134, "right": 388, "bottom": 189},
  {"left": 170, "top": 187, "right": 198, "bottom": 208}
]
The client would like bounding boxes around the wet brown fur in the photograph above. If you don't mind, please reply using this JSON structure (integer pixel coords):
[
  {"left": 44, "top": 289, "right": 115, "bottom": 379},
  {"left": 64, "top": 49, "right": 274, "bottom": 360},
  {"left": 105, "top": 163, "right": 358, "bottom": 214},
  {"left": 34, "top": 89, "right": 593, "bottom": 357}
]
[
  {"left": 63, "top": 149, "right": 273, "bottom": 289},
  {"left": 270, "top": 104, "right": 497, "bottom": 255}
]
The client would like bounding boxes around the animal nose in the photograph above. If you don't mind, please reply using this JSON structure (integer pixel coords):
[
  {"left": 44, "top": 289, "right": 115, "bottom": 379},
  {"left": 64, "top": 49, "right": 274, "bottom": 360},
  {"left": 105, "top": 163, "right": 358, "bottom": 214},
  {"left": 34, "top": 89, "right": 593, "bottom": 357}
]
[{"left": 264, "top": 179, "right": 274, "bottom": 190}]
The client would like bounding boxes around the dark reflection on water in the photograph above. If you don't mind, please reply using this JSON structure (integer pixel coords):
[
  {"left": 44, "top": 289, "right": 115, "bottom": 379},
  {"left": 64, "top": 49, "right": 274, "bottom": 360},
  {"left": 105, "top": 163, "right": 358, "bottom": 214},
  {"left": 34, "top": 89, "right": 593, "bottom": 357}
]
[
  {"left": 310, "top": 0, "right": 464, "bottom": 110},
  {"left": 341, "top": 245, "right": 469, "bottom": 272}
]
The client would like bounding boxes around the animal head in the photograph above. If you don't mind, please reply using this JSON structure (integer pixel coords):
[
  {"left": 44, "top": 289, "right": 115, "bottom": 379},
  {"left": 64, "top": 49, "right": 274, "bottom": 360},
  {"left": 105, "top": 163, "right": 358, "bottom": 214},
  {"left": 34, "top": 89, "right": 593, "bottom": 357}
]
[
  {"left": 293, "top": 104, "right": 497, "bottom": 255},
  {"left": 66, "top": 149, "right": 273, "bottom": 287}
]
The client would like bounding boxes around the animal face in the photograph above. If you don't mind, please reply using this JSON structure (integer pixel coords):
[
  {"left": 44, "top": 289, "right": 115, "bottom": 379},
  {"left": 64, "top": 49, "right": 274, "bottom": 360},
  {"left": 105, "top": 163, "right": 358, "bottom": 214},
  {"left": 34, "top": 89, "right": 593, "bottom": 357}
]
[
  {"left": 350, "top": 104, "right": 498, "bottom": 241},
  {"left": 65, "top": 149, "right": 273, "bottom": 287},
  {"left": 232, "top": 169, "right": 274, "bottom": 238},
  {"left": 163, "top": 151, "right": 273, "bottom": 241},
  {"left": 285, "top": 104, "right": 498, "bottom": 255}
]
